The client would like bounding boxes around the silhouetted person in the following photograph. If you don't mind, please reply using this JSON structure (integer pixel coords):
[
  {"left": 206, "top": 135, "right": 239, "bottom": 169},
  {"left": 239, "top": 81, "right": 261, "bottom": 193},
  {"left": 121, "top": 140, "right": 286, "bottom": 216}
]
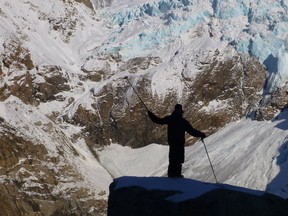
[{"left": 148, "top": 104, "right": 206, "bottom": 178}]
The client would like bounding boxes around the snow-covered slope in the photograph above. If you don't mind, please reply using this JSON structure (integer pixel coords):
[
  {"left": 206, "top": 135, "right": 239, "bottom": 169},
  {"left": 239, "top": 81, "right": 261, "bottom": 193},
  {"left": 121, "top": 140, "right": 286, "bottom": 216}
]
[
  {"left": 0, "top": 96, "right": 113, "bottom": 197},
  {"left": 100, "top": 110, "right": 288, "bottom": 199}
]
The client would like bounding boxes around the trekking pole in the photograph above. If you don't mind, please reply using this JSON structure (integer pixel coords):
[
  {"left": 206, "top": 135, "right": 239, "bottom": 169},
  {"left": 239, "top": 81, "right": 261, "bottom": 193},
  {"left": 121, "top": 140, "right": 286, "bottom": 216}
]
[
  {"left": 124, "top": 76, "right": 149, "bottom": 111},
  {"left": 201, "top": 139, "right": 218, "bottom": 183}
]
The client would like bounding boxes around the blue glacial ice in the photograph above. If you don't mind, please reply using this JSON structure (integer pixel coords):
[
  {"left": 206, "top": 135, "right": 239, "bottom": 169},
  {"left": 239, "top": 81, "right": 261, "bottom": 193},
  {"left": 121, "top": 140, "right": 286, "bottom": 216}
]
[
  {"left": 109, "top": 0, "right": 193, "bottom": 26},
  {"left": 228, "top": 1, "right": 288, "bottom": 91},
  {"left": 211, "top": 0, "right": 250, "bottom": 19},
  {"left": 100, "top": 0, "right": 288, "bottom": 92},
  {"left": 100, "top": 0, "right": 212, "bottom": 60}
]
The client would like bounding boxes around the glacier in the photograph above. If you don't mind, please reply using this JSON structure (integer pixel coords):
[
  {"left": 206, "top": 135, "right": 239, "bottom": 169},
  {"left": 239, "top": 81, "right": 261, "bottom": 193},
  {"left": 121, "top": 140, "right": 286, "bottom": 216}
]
[{"left": 98, "top": 0, "right": 288, "bottom": 92}]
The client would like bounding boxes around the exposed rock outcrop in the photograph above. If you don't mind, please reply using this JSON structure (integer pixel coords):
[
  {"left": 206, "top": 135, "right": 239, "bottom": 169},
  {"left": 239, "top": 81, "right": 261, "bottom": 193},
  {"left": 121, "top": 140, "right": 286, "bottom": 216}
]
[
  {"left": 255, "top": 86, "right": 288, "bottom": 121},
  {"left": 0, "top": 124, "right": 107, "bottom": 215},
  {"left": 71, "top": 53, "right": 266, "bottom": 147}
]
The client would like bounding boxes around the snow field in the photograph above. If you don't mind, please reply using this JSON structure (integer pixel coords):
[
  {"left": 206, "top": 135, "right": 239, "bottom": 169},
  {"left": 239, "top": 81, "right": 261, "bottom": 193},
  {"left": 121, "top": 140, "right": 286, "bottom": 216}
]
[{"left": 100, "top": 114, "right": 288, "bottom": 199}]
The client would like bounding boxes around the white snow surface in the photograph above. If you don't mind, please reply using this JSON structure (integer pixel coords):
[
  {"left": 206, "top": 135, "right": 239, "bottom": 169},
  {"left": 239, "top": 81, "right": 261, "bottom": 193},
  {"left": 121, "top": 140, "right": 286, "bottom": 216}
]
[
  {"left": 1, "top": 0, "right": 288, "bottom": 201},
  {"left": 100, "top": 111, "right": 288, "bottom": 199}
]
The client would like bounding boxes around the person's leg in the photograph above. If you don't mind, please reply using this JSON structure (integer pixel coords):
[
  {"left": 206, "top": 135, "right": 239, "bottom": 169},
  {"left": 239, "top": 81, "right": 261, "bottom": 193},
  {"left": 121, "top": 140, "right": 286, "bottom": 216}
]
[
  {"left": 168, "top": 162, "right": 183, "bottom": 177},
  {"left": 168, "top": 162, "right": 176, "bottom": 177},
  {"left": 168, "top": 146, "right": 184, "bottom": 177},
  {"left": 167, "top": 163, "right": 173, "bottom": 177},
  {"left": 175, "top": 163, "right": 183, "bottom": 177}
]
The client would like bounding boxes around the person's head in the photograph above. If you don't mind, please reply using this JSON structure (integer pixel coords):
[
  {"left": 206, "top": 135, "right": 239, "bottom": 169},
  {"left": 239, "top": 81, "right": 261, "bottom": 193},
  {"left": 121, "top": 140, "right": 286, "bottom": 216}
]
[{"left": 174, "top": 104, "right": 184, "bottom": 116}]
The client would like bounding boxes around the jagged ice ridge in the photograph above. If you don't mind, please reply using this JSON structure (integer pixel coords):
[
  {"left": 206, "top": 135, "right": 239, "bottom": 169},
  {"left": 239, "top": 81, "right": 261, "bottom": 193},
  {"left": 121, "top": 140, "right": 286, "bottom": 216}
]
[{"left": 99, "top": 0, "right": 288, "bottom": 92}]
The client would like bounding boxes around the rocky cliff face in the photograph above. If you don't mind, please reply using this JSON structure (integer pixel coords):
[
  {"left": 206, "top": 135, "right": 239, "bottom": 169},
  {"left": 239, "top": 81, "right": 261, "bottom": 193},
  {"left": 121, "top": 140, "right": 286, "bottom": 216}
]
[
  {"left": 65, "top": 51, "right": 267, "bottom": 148},
  {"left": 0, "top": 123, "right": 107, "bottom": 215}
]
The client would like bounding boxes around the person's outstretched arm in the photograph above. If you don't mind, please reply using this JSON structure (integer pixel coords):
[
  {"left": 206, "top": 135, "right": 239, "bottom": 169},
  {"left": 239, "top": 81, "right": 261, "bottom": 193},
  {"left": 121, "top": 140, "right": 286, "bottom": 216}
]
[
  {"left": 185, "top": 120, "right": 206, "bottom": 138},
  {"left": 147, "top": 110, "right": 169, "bottom": 125}
]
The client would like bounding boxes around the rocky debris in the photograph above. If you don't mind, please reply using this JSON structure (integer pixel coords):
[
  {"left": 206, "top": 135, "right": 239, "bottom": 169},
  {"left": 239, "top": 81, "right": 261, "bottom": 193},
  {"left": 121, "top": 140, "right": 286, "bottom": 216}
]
[
  {"left": 255, "top": 86, "right": 288, "bottom": 121},
  {"left": 36, "top": 65, "right": 70, "bottom": 102},
  {"left": 0, "top": 41, "right": 70, "bottom": 104},
  {"left": 81, "top": 55, "right": 118, "bottom": 82},
  {"left": 0, "top": 39, "right": 36, "bottom": 104},
  {"left": 108, "top": 177, "right": 288, "bottom": 216},
  {"left": 47, "top": 6, "right": 79, "bottom": 43},
  {"left": 2, "top": 39, "right": 34, "bottom": 71},
  {"left": 119, "top": 56, "right": 162, "bottom": 73}
]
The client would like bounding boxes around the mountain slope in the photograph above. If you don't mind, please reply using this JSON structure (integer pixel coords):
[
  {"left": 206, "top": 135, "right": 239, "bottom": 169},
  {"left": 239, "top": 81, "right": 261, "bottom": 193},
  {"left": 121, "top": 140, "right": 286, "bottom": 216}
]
[{"left": 1, "top": 0, "right": 288, "bottom": 215}]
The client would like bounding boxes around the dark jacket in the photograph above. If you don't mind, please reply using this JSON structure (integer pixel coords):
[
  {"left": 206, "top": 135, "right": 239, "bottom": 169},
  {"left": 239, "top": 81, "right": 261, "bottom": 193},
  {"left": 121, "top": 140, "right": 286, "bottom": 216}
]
[{"left": 148, "top": 111, "right": 205, "bottom": 163}]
